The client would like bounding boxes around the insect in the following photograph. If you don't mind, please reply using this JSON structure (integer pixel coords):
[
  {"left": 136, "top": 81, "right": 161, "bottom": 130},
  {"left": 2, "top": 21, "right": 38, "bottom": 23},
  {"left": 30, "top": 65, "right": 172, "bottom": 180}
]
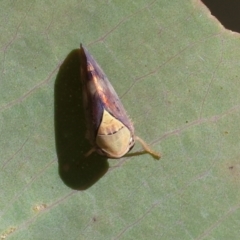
[{"left": 79, "top": 44, "right": 160, "bottom": 159}]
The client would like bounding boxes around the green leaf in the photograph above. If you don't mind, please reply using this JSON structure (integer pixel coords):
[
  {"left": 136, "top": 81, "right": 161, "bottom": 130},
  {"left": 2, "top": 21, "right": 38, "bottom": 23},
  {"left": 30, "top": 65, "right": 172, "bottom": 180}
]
[{"left": 1, "top": 1, "right": 240, "bottom": 239}]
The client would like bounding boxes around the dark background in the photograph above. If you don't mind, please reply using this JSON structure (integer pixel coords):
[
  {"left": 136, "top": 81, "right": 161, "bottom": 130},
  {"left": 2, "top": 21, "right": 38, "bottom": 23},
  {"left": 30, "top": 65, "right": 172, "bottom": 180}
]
[{"left": 202, "top": 0, "right": 240, "bottom": 33}]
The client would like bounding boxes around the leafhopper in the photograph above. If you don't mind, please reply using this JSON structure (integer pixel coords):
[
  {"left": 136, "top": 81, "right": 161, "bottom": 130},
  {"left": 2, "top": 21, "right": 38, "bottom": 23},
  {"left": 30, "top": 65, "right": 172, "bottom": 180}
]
[{"left": 79, "top": 44, "right": 160, "bottom": 160}]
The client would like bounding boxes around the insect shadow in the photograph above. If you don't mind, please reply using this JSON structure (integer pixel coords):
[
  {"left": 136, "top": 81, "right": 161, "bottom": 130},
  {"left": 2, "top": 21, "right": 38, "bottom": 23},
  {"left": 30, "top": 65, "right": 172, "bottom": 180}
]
[{"left": 54, "top": 49, "right": 109, "bottom": 190}]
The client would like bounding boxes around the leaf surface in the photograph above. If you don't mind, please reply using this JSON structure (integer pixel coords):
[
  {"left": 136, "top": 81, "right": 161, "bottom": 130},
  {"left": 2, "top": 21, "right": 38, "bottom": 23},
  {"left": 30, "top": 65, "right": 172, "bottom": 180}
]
[{"left": 1, "top": 1, "right": 240, "bottom": 239}]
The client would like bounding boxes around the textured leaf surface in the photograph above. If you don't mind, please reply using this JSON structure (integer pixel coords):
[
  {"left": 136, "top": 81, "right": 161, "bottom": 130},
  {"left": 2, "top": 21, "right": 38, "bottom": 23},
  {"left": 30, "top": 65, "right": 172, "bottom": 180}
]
[{"left": 1, "top": 1, "right": 240, "bottom": 239}]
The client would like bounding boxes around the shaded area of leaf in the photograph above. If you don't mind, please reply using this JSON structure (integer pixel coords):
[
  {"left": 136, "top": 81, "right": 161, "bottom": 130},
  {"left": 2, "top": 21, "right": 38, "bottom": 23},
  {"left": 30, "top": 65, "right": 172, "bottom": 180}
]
[{"left": 54, "top": 49, "right": 108, "bottom": 190}]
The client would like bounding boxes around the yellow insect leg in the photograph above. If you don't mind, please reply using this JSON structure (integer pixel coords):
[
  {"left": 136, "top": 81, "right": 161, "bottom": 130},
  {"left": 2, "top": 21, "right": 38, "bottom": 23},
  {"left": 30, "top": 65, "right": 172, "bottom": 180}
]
[
  {"left": 135, "top": 136, "right": 161, "bottom": 160},
  {"left": 84, "top": 147, "right": 96, "bottom": 157}
]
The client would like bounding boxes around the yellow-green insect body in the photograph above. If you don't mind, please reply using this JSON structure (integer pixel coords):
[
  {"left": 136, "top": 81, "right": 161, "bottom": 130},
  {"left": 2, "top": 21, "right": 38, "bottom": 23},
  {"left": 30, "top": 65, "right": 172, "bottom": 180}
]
[
  {"left": 96, "top": 109, "right": 134, "bottom": 158},
  {"left": 80, "top": 44, "right": 160, "bottom": 159}
]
